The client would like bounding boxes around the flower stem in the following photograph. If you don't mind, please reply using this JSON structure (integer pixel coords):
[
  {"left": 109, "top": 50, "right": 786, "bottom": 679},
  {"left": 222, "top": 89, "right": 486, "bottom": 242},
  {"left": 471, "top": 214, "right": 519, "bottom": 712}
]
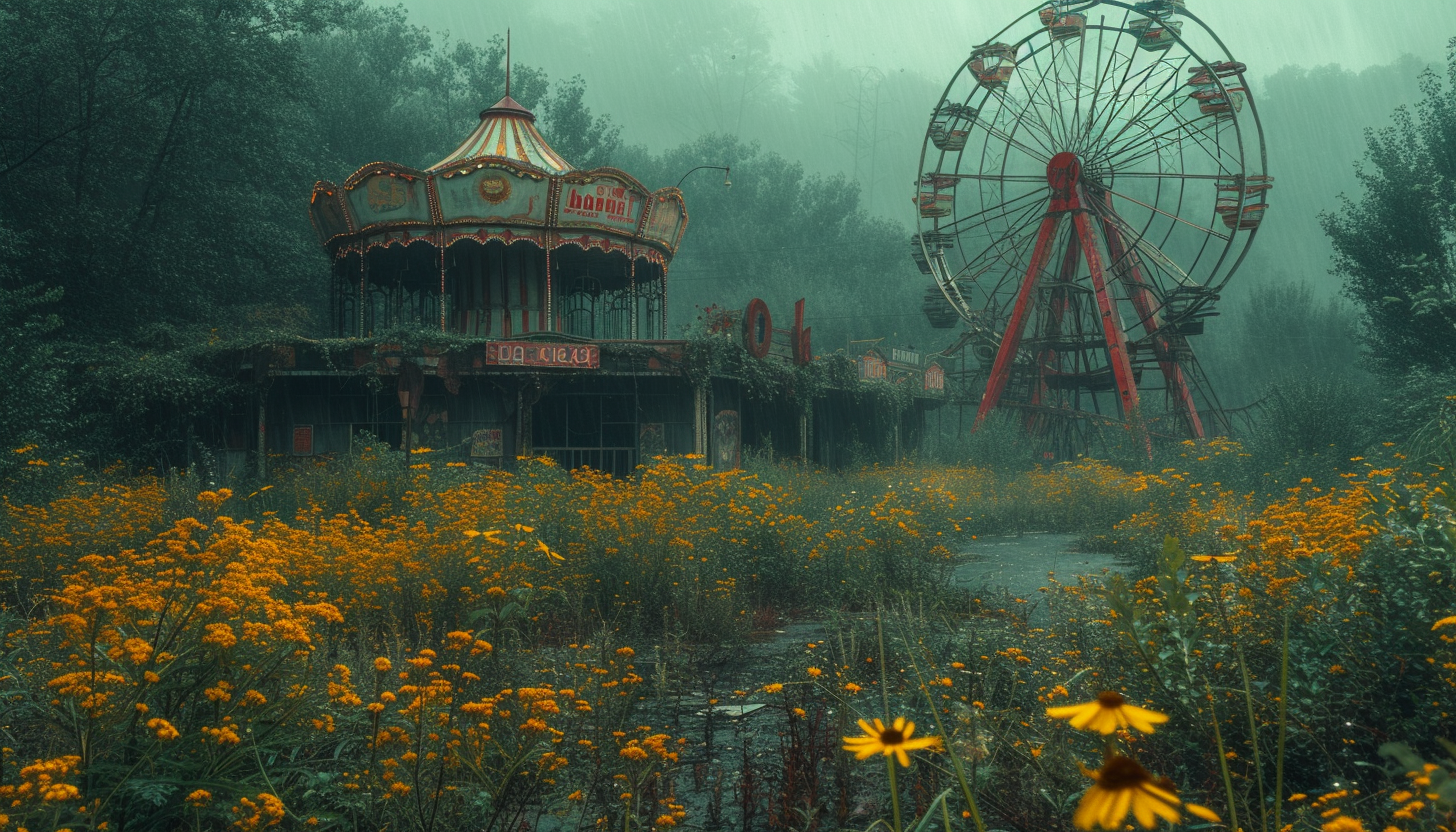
[
  {"left": 1274, "top": 611, "right": 1291, "bottom": 832},
  {"left": 896, "top": 626, "right": 988, "bottom": 832},
  {"left": 887, "top": 756, "right": 903, "bottom": 832},
  {"left": 1206, "top": 680, "right": 1241, "bottom": 832},
  {"left": 1236, "top": 648, "right": 1269, "bottom": 832}
]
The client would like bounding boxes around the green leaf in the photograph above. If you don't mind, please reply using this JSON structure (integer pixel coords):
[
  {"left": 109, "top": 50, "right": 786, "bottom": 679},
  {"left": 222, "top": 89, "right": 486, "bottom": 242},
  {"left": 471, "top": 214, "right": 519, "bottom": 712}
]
[{"left": 907, "top": 788, "right": 955, "bottom": 832}]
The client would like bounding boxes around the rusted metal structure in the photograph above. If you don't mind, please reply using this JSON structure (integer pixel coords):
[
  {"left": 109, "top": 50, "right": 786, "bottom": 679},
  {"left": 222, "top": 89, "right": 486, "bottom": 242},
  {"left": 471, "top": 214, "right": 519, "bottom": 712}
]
[{"left": 914, "top": 0, "right": 1270, "bottom": 457}]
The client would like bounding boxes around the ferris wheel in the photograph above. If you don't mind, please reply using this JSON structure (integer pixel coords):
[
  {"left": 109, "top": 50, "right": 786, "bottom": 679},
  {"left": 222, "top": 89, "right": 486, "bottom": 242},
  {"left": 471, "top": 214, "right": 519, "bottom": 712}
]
[{"left": 913, "top": 0, "right": 1269, "bottom": 455}]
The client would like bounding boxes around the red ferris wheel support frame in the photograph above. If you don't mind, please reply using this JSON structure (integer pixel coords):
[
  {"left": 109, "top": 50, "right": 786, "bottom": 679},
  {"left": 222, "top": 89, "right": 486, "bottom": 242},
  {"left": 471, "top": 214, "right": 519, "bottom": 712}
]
[{"left": 971, "top": 152, "right": 1203, "bottom": 442}]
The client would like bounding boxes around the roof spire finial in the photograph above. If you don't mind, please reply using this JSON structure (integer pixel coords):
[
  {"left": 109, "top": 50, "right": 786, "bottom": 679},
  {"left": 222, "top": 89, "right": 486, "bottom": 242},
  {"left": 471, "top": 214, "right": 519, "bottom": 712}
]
[{"left": 505, "top": 29, "right": 511, "bottom": 98}]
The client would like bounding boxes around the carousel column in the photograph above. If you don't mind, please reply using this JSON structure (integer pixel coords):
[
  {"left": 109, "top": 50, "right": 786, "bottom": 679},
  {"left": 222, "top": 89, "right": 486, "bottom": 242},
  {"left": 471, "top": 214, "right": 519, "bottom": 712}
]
[
  {"left": 692, "top": 383, "right": 708, "bottom": 456},
  {"left": 436, "top": 234, "right": 448, "bottom": 332},
  {"left": 660, "top": 264, "right": 669, "bottom": 340},
  {"left": 358, "top": 249, "right": 367, "bottom": 337},
  {"left": 629, "top": 254, "right": 638, "bottom": 340},
  {"left": 516, "top": 384, "right": 530, "bottom": 460},
  {"left": 544, "top": 235, "right": 553, "bottom": 332}
]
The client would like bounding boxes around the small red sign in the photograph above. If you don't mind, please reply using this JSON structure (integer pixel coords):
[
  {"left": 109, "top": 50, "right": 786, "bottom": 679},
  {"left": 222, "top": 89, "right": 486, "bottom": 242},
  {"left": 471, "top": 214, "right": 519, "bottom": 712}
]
[
  {"left": 924, "top": 363, "right": 945, "bottom": 391},
  {"left": 292, "top": 425, "right": 314, "bottom": 455},
  {"left": 486, "top": 342, "right": 600, "bottom": 369},
  {"left": 860, "top": 352, "right": 887, "bottom": 380}
]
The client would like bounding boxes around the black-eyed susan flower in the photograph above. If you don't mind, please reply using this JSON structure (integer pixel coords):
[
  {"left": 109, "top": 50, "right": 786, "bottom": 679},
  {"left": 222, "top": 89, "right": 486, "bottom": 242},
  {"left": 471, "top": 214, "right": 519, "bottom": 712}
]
[
  {"left": 1072, "top": 756, "right": 1220, "bottom": 830},
  {"left": 1046, "top": 692, "right": 1169, "bottom": 735},
  {"left": 842, "top": 717, "right": 939, "bottom": 767},
  {"left": 1190, "top": 553, "right": 1237, "bottom": 563}
]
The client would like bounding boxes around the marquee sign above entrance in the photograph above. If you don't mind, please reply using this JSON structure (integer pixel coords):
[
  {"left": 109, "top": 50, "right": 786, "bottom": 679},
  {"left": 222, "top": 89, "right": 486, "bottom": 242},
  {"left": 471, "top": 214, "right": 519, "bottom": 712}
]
[{"left": 485, "top": 341, "right": 600, "bottom": 369}]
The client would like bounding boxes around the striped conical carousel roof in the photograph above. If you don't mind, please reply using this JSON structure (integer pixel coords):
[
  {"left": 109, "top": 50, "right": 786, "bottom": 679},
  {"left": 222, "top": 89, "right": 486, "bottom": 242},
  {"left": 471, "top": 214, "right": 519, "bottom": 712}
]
[{"left": 428, "top": 94, "right": 573, "bottom": 174}]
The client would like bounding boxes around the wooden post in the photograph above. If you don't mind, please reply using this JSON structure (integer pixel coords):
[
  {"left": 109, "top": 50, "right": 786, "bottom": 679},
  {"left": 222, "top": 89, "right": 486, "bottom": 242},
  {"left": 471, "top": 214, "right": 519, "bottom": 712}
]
[
  {"left": 516, "top": 386, "right": 528, "bottom": 459},
  {"left": 255, "top": 388, "right": 268, "bottom": 480},
  {"left": 798, "top": 410, "right": 808, "bottom": 461}
]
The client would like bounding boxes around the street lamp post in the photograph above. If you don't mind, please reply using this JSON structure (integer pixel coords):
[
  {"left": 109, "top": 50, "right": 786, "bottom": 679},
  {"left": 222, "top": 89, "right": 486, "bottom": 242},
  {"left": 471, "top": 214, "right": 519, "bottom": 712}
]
[{"left": 675, "top": 165, "right": 732, "bottom": 189}]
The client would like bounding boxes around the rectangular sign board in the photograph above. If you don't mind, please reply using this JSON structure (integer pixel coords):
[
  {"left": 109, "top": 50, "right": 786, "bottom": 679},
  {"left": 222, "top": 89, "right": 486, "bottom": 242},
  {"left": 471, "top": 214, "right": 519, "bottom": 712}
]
[
  {"left": 558, "top": 177, "right": 646, "bottom": 235},
  {"left": 486, "top": 342, "right": 600, "bottom": 369}
]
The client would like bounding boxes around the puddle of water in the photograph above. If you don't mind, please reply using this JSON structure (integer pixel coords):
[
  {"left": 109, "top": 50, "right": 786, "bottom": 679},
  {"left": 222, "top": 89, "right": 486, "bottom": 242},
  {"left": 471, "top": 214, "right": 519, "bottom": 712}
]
[
  {"left": 620, "top": 535, "right": 1127, "bottom": 828},
  {"left": 952, "top": 533, "right": 1122, "bottom": 598}
]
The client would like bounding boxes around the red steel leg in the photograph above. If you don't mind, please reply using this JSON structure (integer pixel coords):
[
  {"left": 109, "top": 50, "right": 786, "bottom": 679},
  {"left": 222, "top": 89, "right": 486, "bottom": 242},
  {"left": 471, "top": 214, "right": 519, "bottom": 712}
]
[
  {"left": 1071, "top": 206, "right": 1141, "bottom": 422},
  {"left": 1099, "top": 195, "right": 1204, "bottom": 438},
  {"left": 974, "top": 212, "right": 1062, "bottom": 430}
]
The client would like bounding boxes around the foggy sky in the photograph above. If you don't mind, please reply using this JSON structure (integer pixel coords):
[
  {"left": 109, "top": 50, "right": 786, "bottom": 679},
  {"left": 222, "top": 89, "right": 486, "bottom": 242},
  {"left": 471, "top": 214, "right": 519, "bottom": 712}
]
[
  {"left": 371, "top": 0, "right": 1456, "bottom": 302},
  {"left": 382, "top": 0, "right": 1456, "bottom": 195},
  {"left": 396, "top": 0, "right": 1455, "bottom": 94}
]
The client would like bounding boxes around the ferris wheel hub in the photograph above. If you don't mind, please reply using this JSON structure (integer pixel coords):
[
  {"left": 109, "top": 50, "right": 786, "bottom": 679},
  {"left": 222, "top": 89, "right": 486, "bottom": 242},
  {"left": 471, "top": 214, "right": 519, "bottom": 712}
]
[
  {"left": 1046, "top": 152, "right": 1084, "bottom": 210},
  {"left": 1046, "top": 152, "right": 1082, "bottom": 195}
]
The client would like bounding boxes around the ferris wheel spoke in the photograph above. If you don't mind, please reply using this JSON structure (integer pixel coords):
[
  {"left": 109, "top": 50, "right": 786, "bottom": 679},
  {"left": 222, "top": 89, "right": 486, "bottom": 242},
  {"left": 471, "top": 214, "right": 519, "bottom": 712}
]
[
  {"left": 1082, "top": 22, "right": 1140, "bottom": 122},
  {"left": 1018, "top": 41, "right": 1070, "bottom": 149},
  {"left": 1100, "top": 186, "right": 1231, "bottom": 242},
  {"left": 1008, "top": 87, "right": 1063, "bottom": 157},
  {"left": 1079, "top": 40, "right": 1165, "bottom": 154},
  {"left": 1112, "top": 171, "right": 1226, "bottom": 181},
  {"left": 938, "top": 185, "right": 1049, "bottom": 234},
  {"left": 1101, "top": 93, "right": 1232, "bottom": 168},
  {"left": 953, "top": 198, "right": 1048, "bottom": 271},
  {"left": 1105, "top": 90, "right": 1206, "bottom": 155},
  {"left": 951, "top": 200, "right": 1049, "bottom": 282},
  {"left": 980, "top": 119, "right": 1054, "bottom": 164},
  {"left": 1071, "top": 20, "right": 1094, "bottom": 145},
  {"left": 998, "top": 106, "right": 1059, "bottom": 162},
  {"left": 1092, "top": 57, "right": 1188, "bottom": 151},
  {"left": 1089, "top": 199, "right": 1194, "bottom": 285},
  {"left": 1046, "top": 38, "right": 1080, "bottom": 148},
  {"left": 1077, "top": 15, "right": 1133, "bottom": 149},
  {"left": 1058, "top": 42, "right": 1097, "bottom": 148},
  {"left": 1101, "top": 92, "right": 1222, "bottom": 165},
  {"left": 1092, "top": 54, "right": 1194, "bottom": 157},
  {"left": 934, "top": 173, "right": 1046, "bottom": 183},
  {"left": 1021, "top": 37, "right": 1087, "bottom": 150},
  {"left": 1107, "top": 115, "right": 1234, "bottom": 175},
  {"left": 995, "top": 56, "right": 1065, "bottom": 154}
]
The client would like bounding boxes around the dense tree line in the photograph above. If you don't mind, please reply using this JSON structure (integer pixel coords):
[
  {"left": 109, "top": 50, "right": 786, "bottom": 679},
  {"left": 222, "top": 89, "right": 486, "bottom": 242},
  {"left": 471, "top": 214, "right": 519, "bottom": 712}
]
[
  {"left": 0, "top": 0, "right": 923, "bottom": 470},
  {"left": 1323, "top": 43, "right": 1456, "bottom": 376},
  {"left": 1192, "top": 42, "right": 1456, "bottom": 466}
]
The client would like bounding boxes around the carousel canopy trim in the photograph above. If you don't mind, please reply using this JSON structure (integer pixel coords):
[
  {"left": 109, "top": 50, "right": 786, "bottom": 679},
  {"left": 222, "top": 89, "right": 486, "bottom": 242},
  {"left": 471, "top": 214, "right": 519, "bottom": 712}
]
[
  {"left": 310, "top": 165, "right": 688, "bottom": 260},
  {"left": 309, "top": 88, "right": 688, "bottom": 262}
]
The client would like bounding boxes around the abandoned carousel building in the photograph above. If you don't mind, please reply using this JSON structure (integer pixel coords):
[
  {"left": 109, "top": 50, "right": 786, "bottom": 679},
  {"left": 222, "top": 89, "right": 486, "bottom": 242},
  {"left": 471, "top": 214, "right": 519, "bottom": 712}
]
[{"left": 214, "top": 85, "right": 946, "bottom": 477}]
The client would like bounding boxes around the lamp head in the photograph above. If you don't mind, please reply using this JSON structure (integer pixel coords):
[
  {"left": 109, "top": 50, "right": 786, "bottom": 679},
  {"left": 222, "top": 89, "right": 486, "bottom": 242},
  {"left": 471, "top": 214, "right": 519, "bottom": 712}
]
[{"left": 723, "top": 167, "right": 732, "bottom": 188}]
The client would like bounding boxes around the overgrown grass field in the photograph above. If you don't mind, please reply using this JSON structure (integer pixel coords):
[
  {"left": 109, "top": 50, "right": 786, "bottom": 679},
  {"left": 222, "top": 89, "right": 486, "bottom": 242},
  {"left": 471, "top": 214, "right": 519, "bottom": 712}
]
[{"left": 1, "top": 440, "right": 1453, "bottom": 832}]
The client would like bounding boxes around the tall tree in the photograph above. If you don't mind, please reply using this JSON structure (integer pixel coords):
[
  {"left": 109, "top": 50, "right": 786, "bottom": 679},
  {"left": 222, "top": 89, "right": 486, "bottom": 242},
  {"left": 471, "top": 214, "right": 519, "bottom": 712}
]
[{"left": 1322, "top": 42, "right": 1456, "bottom": 374}]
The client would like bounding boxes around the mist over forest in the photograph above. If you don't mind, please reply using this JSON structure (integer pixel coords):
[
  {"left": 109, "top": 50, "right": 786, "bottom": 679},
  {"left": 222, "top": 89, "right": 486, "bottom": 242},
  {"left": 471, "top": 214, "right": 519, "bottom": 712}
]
[
  {"left": 381, "top": 0, "right": 1450, "bottom": 405},
  {"left": 3, "top": 0, "right": 1453, "bottom": 463}
]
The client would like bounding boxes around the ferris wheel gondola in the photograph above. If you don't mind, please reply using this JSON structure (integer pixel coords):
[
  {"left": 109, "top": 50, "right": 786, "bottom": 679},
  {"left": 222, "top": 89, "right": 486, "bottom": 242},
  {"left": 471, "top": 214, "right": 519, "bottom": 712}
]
[{"left": 915, "top": 0, "right": 1270, "bottom": 456}]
